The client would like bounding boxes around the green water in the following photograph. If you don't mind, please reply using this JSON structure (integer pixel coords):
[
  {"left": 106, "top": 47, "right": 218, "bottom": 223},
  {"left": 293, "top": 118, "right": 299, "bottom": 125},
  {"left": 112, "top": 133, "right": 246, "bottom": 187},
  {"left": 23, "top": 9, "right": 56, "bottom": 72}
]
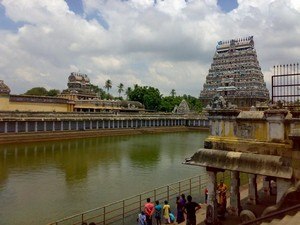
[{"left": 0, "top": 131, "right": 208, "bottom": 225}]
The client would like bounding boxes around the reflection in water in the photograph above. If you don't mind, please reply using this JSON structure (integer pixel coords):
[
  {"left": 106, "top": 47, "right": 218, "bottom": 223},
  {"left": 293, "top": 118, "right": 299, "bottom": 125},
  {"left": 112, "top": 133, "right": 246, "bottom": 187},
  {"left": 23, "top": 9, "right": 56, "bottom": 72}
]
[{"left": 0, "top": 131, "right": 208, "bottom": 225}]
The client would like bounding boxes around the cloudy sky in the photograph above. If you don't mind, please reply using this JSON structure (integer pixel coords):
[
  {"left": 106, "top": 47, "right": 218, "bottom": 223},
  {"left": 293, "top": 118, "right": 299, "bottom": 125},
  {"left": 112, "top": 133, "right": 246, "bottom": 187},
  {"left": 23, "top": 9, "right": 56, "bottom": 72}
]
[{"left": 0, "top": 0, "right": 299, "bottom": 97}]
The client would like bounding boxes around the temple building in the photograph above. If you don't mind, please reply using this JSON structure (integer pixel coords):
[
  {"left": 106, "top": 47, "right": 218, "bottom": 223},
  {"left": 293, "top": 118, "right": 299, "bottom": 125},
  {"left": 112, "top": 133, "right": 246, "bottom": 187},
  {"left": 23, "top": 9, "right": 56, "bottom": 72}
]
[
  {"left": 200, "top": 36, "right": 270, "bottom": 108},
  {"left": 59, "top": 72, "right": 97, "bottom": 100},
  {"left": 59, "top": 72, "right": 144, "bottom": 113}
]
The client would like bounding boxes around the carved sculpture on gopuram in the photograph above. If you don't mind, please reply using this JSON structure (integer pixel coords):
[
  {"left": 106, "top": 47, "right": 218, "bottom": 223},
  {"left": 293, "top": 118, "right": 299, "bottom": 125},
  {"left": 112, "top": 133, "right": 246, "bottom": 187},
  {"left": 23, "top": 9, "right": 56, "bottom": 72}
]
[
  {"left": 205, "top": 94, "right": 237, "bottom": 110},
  {"left": 200, "top": 36, "right": 270, "bottom": 109}
]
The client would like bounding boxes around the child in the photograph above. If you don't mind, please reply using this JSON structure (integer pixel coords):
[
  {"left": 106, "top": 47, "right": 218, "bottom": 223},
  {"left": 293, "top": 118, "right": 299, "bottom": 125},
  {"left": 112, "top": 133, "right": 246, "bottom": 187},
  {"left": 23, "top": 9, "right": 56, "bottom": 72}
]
[
  {"left": 163, "top": 200, "right": 171, "bottom": 224},
  {"left": 154, "top": 200, "right": 162, "bottom": 225},
  {"left": 169, "top": 212, "right": 175, "bottom": 224},
  {"left": 137, "top": 211, "right": 147, "bottom": 225}
]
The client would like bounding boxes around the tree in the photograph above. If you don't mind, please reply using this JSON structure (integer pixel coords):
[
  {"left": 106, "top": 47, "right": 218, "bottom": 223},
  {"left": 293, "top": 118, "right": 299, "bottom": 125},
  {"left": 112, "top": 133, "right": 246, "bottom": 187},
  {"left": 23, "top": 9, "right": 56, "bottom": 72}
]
[
  {"left": 47, "top": 89, "right": 60, "bottom": 96},
  {"left": 90, "top": 84, "right": 106, "bottom": 99},
  {"left": 160, "top": 96, "right": 182, "bottom": 112},
  {"left": 184, "top": 95, "right": 202, "bottom": 112},
  {"left": 170, "top": 89, "right": 176, "bottom": 98},
  {"left": 104, "top": 79, "right": 112, "bottom": 94},
  {"left": 128, "top": 85, "right": 162, "bottom": 111},
  {"left": 24, "top": 87, "right": 48, "bottom": 96},
  {"left": 125, "top": 87, "right": 132, "bottom": 100},
  {"left": 117, "top": 83, "right": 124, "bottom": 97}
]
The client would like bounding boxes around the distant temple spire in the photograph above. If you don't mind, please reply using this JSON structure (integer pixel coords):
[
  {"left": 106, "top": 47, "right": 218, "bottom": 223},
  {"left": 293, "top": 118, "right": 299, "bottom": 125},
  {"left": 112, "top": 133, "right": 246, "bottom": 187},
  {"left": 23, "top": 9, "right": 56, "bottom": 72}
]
[{"left": 200, "top": 36, "right": 269, "bottom": 108}]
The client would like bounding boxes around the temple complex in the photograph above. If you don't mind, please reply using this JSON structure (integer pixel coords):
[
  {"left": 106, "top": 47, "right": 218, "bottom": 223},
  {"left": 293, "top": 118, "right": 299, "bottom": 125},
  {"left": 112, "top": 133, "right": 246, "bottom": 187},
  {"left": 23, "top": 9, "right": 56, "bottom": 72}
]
[
  {"left": 200, "top": 36, "right": 269, "bottom": 109},
  {"left": 0, "top": 73, "right": 144, "bottom": 113}
]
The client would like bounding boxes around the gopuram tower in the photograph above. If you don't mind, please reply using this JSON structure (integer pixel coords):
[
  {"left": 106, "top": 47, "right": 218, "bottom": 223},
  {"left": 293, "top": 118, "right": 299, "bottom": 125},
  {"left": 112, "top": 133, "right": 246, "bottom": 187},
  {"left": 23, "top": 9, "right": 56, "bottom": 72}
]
[{"left": 200, "top": 36, "right": 270, "bottom": 108}]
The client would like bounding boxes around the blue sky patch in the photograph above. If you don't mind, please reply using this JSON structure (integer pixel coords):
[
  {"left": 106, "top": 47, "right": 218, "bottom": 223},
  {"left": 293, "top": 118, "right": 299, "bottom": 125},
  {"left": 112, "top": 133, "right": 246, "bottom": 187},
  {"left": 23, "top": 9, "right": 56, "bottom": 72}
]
[
  {"left": 217, "top": 0, "right": 238, "bottom": 12},
  {"left": 0, "top": 4, "right": 26, "bottom": 32},
  {"left": 65, "top": 0, "right": 84, "bottom": 15}
]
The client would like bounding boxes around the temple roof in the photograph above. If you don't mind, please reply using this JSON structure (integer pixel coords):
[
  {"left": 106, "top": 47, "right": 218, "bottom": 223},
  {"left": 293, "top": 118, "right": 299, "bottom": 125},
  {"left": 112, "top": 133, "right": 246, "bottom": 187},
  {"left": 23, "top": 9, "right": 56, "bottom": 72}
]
[{"left": 0, "top": 80, "right": 10, "bottom": 95}]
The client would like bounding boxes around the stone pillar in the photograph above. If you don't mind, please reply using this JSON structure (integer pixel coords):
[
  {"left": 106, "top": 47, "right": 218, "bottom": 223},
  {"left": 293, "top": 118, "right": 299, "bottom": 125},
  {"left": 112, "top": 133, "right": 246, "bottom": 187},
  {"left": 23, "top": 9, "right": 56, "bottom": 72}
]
[
  {"left": 4, "top": 122, "right": 7, "bottom": 133},
  {"left": 25, "top": 122, "right": 28, "bottom": 132},
  {"left": 108, "top": 120, "right": 111, "bottom": 129},
  {"left": 76, "top": 121, "right": 79, "bottom": 130},
  {"left": 15, "top": 121, "right": 18, "bottom": 133},
  {"left": 229, "top": 171, "right": 241, "bottom": 216},
  {"left": 102, "top": 120, "right": 105, "bottom": 129},
  {"left": 276, "top": 178, "right": 292, "bottom": 203},
  {"left": 61, "top": 121, "right": 63, "bottom": 131},
  {"left": 34, "top": 121, "right": 38, "bottom": 132},
  {"left": 69, "top": 121, "right": 71, "bottom": 130},
  {"left": 248, "top": 174, "right": 258, "bottom": 205},
  {"left": 96, "top": 121, "right": 99, "bottom": 129},
  {"left": 265, "top": 110, "right": 288, "bottom": 142},
  {"left": 206, "top": 169, "right": 218, "bottom": 224}
]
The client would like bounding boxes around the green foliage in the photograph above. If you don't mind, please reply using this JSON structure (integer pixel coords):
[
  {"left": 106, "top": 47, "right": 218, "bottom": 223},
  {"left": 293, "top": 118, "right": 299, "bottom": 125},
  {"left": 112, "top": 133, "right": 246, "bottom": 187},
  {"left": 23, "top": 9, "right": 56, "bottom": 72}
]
[
  {"left": 117, "top": 83, "right": 124, "bottom": 97},
  {"left": 127, "top": 85, "right": 202, "bottom": 112},
  {"left": 183, "top": 95, "right": 202, "bottom": 112},
  {"left": 160, "top": 96, "right": 182, "bottom": 112},
  {"left": 125, "top": 87, "right": 132, "bottom": 100},
  {"left": 47, "top": 89, "right": 60, "bottom": 96},
  {"left": 170, "top": 89, "right": 176, "bottom": 97},
  {"left": 104, "top": 79, "right": 112, "bottom": 93},
  {"left": 90, "top": 84, "right": 106, "bottom": 99},
  {"left": 24, "top": 87, "right": 48, "bottom": 96},
  {"left": 128, "top": 85, "right": 162, "bottom": 111},
  {"left": 24, "top": 87, "right": 60, "bottom": 96}
]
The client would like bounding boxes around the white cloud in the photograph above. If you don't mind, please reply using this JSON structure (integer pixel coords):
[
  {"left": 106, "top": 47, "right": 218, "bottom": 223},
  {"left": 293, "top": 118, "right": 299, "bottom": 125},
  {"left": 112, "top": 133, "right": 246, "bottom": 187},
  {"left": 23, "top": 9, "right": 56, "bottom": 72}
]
[{"left": 0, "top": 0, "right": 299, "bottom": 98}]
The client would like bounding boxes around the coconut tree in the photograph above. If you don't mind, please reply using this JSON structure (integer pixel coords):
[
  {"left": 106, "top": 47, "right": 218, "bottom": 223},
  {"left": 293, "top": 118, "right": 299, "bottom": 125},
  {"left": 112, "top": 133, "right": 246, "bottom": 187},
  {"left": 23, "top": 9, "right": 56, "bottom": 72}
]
[
  {"left": 117, "top": 83, "right": 124, "bottom": 97},
  {"left": 170, "top": 89, "right": 176, "bottom": 97},
  {"left": 125, "top": 87, "right": 132, "bottom": 100},
  {"left": 104, "top": 79, "right": 112, "bottom": 94}
]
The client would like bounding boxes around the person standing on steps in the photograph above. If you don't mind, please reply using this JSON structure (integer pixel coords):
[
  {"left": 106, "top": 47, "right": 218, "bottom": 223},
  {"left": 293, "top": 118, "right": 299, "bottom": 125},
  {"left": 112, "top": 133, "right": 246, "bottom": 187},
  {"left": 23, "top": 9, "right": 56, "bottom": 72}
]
[
  {"left": 144, "top": 198, "right": 155, "bottom": 225},
  {"left": 183, "top": 195, "right": 201, "bottom": 225}
]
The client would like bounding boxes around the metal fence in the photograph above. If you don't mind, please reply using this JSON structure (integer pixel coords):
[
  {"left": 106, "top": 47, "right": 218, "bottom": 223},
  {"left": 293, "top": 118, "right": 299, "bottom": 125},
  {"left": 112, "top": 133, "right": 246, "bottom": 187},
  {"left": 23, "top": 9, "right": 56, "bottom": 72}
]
[
  {"left": 272, "top": 63, "right": 300, "bottom": 110},
  {"left": 47, "top": 174, "right": 208, "bottom": 225}
]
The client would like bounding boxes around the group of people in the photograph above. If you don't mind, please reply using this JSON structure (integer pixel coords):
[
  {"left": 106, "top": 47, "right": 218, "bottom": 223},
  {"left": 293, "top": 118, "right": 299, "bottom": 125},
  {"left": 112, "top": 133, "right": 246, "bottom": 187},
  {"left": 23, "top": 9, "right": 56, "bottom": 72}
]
[{"left": 138, "top": 194, "right": 201, "bottom": 225}]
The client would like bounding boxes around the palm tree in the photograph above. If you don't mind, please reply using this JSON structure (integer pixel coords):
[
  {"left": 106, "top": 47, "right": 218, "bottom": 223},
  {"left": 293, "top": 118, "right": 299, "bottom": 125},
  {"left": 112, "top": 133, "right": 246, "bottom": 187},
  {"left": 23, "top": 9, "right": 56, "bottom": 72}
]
[
  {"left": 117, "top": 83, "right": 124, "bottom": 97},
  {"left": 126, "top": 87, "right": 132, "bottom": 100},
  {"left": 104, "top": 79, "right": 112, "bottom": 94},
  {"left": 170, "top": 89, "right": 176, "bottom": 97}
]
